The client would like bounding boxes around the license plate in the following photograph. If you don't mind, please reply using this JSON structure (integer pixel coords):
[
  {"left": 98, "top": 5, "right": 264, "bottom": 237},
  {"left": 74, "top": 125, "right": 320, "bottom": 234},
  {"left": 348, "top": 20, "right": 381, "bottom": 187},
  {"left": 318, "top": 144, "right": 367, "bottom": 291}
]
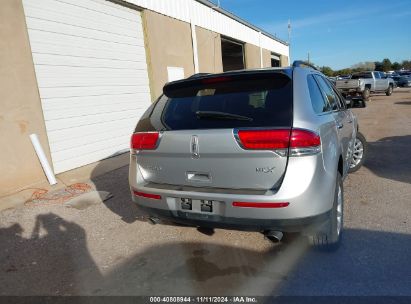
[{"left": 180, "top": 198, "right": 215, "bottom": 213}]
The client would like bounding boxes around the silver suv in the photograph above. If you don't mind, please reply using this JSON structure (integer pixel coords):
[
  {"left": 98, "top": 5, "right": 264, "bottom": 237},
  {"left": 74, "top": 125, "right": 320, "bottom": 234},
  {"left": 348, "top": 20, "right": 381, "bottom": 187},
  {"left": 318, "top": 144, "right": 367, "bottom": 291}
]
[{"left": 129, "top": 61, "right": 363, "bottom": 249}]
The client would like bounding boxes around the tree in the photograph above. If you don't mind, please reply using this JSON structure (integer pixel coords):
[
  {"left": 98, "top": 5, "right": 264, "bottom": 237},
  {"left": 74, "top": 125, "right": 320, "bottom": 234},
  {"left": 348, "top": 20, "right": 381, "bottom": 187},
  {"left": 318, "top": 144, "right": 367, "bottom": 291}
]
[
  {"left": 374, "top": 61, "right": 383, "bottom": 71},
  {"left": 402, "top": 60, "right": 411, "bottom": 70},
  {"left": 320, "top": 66, "right": 334, "bottom": 76},
  {"left": 392, "top": 62, "right": 401, "bottom": 71},
  {"left": 351, "top": 61, "right": 375, "bottom": 72},
  {"left": 336, "top": 68, "right": 352, "bottom": 76},
  {"left": 382, "top": 58, "right": 392, "bottom": 72}
]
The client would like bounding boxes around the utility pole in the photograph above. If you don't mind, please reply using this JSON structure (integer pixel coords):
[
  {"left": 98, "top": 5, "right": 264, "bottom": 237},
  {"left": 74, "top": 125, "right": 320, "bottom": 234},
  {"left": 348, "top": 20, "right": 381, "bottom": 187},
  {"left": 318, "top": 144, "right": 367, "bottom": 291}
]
[{"left": 288, "top": 19, "right": 291, "bottom": 64}]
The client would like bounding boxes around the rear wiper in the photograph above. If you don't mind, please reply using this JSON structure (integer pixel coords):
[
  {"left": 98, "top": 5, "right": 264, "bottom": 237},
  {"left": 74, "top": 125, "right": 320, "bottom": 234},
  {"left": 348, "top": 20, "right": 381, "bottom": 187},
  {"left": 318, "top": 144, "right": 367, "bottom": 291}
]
[{"left": 195, "top": 111, "right": 253, "bottom": 121}]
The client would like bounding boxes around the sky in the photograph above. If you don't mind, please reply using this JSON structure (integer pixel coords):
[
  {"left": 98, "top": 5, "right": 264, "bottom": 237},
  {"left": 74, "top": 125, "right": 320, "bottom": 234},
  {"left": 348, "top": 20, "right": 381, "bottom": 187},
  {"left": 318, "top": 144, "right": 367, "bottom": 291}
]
[{"left": 217, "top": 0, "right": 411, "bottom": 70}]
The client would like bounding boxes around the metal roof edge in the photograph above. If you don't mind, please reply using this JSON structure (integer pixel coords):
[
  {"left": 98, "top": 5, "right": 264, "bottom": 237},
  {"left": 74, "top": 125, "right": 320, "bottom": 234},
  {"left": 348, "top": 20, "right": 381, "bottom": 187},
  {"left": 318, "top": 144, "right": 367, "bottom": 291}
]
[{"left": 195, "top": 0, "right": 289, "bottom": 47}]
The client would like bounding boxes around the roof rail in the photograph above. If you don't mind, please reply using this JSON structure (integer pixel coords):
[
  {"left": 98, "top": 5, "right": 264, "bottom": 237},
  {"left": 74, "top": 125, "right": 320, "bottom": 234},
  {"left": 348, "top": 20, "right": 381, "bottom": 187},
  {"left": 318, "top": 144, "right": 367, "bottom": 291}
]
[{"left": 292, "top": 60, "right": 318, "bottom": 71}]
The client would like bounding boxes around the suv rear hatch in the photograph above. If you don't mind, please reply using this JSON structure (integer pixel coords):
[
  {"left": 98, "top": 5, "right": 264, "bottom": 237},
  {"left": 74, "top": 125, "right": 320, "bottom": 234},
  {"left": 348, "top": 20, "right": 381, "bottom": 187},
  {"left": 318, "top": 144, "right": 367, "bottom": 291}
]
[{"left": 132, "top": 71, "right": 293, "bottom": 191}]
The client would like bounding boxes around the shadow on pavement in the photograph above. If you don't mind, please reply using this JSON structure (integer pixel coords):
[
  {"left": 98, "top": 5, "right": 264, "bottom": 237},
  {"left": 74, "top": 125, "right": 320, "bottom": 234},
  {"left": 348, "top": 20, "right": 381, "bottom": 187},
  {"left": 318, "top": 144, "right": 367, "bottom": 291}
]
[
  {"left": 394, "top": 101, "right": 411, "bottom": 105},
  {"left": 278, "top": 229, "right": 411, "bottom": 296},
  {"left": 1, "top": 222, "right": 410, "bottom": 296},
  {"left": 98, "top": 229, "right": 411, "bottom": 296},
  {"left": 364, "top": 135, "right": 411, "bottom": 184},
  {"left": 0, "top": 213, "right": 102, "bottom": 295}
]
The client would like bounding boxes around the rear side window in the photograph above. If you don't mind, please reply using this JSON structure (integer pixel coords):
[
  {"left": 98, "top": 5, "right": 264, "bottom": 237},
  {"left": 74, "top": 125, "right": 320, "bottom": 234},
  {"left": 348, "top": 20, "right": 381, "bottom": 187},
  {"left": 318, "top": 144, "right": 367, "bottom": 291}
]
[
  {"left": 314, "top": 75, "right": 339, "bottom": 110},
  {"left": 139, "top": 73, "right": 293, "bottom": 131},
  {"left": 307, "top": 75, "right": 330, "bottom": 113}
]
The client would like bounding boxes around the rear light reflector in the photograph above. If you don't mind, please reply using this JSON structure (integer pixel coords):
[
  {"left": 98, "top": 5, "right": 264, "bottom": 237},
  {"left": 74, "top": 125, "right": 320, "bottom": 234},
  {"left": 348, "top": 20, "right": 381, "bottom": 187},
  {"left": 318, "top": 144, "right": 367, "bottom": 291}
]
[
  {"left": 232, "top": 202, "right": 289, "bottom": 208},
  {"left": 290, "top": 129, "right": 321, "bottom": 148},
  {"left": 131, "top": 132, "right": 159, "bottom": 150},
  {"left": 133, "top": 190, "right": 161, "bottom": 200},
  {"left": 237, "top": 129, "right": 291, "bottom": 149}
]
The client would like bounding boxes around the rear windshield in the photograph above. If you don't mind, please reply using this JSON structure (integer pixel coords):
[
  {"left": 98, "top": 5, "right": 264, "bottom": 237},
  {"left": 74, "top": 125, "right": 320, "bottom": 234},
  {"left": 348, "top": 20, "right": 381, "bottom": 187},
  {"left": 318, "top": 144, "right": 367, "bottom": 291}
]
[
  {"left": 351, "top": 73, "right": 373, "bottom": 79},
  {"left": 136, "top": 73, "right": 292, "bottom": 131}
]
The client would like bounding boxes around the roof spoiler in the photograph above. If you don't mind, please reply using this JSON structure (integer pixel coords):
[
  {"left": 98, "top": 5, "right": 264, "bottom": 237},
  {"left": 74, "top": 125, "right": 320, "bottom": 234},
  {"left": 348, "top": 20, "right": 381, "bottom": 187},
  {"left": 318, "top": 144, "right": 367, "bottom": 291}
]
[
  {"left": 292, "top": 60, "right": 318, "bottom": 71},
  {"left": 188, "top": 73, "right": 212, "bottom": 79}
]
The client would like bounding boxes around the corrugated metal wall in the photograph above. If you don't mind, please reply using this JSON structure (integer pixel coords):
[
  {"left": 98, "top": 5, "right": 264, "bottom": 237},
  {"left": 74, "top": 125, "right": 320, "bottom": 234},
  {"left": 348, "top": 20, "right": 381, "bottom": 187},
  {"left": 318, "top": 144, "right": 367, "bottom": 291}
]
[{"left": 23, "top": 0, "right": 152, "bottom": 173}]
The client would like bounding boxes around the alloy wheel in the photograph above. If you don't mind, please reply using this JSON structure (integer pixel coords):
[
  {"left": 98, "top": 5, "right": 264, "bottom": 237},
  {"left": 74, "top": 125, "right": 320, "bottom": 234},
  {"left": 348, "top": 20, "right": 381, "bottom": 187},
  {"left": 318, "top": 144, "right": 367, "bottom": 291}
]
[{"left": 350, "top": 138, "right": 364, "bottom": 169}]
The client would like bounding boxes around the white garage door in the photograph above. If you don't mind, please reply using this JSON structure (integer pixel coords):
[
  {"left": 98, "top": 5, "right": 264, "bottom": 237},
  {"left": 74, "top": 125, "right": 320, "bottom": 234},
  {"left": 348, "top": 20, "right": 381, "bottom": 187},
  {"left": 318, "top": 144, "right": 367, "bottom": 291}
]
[{"left": 23, "top": 0, "right": 151, "bottom": 173}]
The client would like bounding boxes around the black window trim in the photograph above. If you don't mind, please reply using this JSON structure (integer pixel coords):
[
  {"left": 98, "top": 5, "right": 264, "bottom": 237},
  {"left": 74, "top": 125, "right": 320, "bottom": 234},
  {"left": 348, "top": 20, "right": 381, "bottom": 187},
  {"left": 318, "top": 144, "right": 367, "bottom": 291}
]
[
  {"left": 318, "top": 74, "right": 344, "bottom": 112},
  {"left": 311, "top": 73, "right": 339, "bottom": 115},
  {"left": 307, "top": 74, "right": 332, "bottom": 115},
  {"left": 325, "top": 77, "right": 347, "bottom": 111}
]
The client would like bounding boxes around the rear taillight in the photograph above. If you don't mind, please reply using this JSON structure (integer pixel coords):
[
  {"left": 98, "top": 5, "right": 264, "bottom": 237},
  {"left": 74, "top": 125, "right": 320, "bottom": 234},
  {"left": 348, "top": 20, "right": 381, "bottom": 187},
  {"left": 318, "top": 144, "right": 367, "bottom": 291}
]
[
  {"left": 289, "top": 129, "right": 321, "bottom": 156},
  {"left": 237, "top": 129, "right": 291, "bottom": 150},
  {"left": 131, "top": 132, "right": 159, "bottom": 151},
  {"left": 236, "top": 128, "right": 321, "bottom": 156},
  {"left": 290, "top": 129, "right": 321, "bottom": 148}
]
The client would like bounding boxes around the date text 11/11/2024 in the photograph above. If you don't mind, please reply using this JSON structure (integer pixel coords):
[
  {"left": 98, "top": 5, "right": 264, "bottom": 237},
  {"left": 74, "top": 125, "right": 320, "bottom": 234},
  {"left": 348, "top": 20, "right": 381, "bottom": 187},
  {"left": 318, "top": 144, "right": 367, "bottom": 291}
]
[{"left": 149, "top": 296, "right": 258, "bottom": 303}]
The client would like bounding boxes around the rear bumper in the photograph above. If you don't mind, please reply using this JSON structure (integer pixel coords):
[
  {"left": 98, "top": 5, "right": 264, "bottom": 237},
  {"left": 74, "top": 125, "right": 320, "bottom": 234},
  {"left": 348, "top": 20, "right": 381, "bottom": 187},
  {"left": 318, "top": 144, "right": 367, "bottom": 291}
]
[
  {"left": 136, "top": 204, "right": 330, "bottom": 233},
  {"left": 338, "top": 88, "right": 362, "bottom": 94},
  {"left": 130, "top": 146, "right": 339, "bottom": 234}
]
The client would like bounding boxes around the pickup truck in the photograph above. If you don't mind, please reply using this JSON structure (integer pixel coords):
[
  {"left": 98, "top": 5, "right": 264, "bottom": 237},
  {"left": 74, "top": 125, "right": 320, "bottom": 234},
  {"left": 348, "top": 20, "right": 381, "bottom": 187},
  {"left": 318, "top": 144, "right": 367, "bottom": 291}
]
[{"left": 335, "top": 71, "right": 395, "bottom": 100}]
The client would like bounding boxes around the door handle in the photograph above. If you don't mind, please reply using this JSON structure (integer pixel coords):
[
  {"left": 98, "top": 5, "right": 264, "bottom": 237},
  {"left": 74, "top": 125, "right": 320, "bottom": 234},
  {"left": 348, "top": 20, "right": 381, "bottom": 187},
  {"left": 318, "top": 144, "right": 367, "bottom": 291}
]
[
  {"left": 186, "top": 172, "right": 211, "bottom": 183},
  {"left": 337, "top": 123, "right": 344, "bottom": 129}
]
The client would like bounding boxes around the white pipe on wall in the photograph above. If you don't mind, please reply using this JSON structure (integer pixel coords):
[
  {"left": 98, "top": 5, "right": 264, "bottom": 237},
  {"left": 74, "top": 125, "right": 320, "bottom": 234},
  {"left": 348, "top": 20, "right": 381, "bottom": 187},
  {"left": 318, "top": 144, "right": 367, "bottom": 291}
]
[
  {"left": 190, "top": 19, "right": 200, "bottom": 73},
  {"left": 29, "top": 133, "right": 57, "bottom": 185}
]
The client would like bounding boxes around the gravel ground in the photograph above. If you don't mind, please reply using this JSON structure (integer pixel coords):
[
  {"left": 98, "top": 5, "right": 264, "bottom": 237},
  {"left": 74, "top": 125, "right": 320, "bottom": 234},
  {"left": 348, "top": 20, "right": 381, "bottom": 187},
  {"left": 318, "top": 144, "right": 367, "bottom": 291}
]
[{"left": 1, "top": 88, "right": 410, "bottom": 296}]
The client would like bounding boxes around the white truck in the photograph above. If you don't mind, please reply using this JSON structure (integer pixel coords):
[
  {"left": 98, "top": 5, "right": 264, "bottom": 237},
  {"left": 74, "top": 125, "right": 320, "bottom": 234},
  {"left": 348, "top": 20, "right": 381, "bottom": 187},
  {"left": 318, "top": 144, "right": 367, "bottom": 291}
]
[{"left": 335, "top": 71, "right": 394, "bottom": 100}]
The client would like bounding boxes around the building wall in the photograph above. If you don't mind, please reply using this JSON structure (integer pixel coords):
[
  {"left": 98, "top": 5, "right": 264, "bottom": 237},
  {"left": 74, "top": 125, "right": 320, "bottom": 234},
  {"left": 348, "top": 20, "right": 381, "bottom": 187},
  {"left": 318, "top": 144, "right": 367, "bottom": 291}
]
[
  {"left": 0, "top": 0, "right": 52, "bottom": 196},
  {"left": 196, "top": 26, "right": 223, "bottom": 73},
  {"left": 142, "top": 10, "right": 195, "bottom": 100},
  {"left": 126, "top": 0, "right": 289, "bottom": 57},
  {"left": 244, "top": 43, "right": 261, "bottom": 69},
  {"left": 262, "top": 48, "right": 271, "bottom": 67},
  {"left": 0, "top": 1, "right": 290, "bottom": 196},
  {"left": 281, "top": 55, "right": 289, "bottom": 67}
]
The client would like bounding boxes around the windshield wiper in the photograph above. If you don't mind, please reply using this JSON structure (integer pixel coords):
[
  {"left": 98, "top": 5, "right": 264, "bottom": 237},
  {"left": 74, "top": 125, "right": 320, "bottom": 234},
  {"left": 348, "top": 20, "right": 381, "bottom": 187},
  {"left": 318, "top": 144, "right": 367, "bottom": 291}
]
[{"left": 195, "top": 111, "right": 253, "bottom": 121}]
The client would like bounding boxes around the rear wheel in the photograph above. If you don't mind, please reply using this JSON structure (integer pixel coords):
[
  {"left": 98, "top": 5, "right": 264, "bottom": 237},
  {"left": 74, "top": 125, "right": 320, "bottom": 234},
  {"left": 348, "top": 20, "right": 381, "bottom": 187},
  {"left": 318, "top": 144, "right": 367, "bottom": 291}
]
[
  {"left": 349, "top": 132, "right": 367, "bottom": 173},
  {"left": 362, "top": 87, "right": 370, "bottom": 101},
  {"left": 309, "top": 172, "right": 343, "bottom": 251},
  {"left": 386, "top": 84, "right": 393, "bottom": 96}
]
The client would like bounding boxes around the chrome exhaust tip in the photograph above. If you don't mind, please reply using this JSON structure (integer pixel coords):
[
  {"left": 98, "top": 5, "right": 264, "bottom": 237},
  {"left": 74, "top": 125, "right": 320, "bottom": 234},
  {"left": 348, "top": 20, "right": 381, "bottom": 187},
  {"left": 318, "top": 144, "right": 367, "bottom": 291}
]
[
  {"left": 264, "top": 230, "right": 283, "bottom": 243},
  {"left": 147, "top": 217, "right": 160, "bottom": 225}
]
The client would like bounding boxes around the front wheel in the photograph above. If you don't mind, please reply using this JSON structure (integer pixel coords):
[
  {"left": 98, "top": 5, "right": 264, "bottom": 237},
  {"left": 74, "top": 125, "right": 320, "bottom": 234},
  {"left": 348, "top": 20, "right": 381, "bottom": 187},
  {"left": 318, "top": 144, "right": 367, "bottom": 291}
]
[
  {"left": 362, "top": 87, "right": 370, "bottom": 101},
  {"left": 309, "top": 172, "right": 343, "bottom": 251},
  {"left": 349, "top": 132, "right": 367, "bottom": 173},
  {"left": 386, "top": 84, "right": 393, "bottom": 96}
]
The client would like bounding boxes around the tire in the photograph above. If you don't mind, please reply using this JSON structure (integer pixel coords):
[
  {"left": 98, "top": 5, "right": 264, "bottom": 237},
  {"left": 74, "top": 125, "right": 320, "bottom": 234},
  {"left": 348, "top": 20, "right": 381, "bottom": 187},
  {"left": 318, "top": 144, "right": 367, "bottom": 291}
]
[
  {"left": 385, "top": 84, "right": 393, "bottom": 96},
  {"left": 362, "top": 87, "right": 370, "bottom": 101},
  {"left": 309, "top": 172, "right": 343, "bottom": 251},
  {"left": 348, "top": 132, "right": 367, "bottom": 173}
]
